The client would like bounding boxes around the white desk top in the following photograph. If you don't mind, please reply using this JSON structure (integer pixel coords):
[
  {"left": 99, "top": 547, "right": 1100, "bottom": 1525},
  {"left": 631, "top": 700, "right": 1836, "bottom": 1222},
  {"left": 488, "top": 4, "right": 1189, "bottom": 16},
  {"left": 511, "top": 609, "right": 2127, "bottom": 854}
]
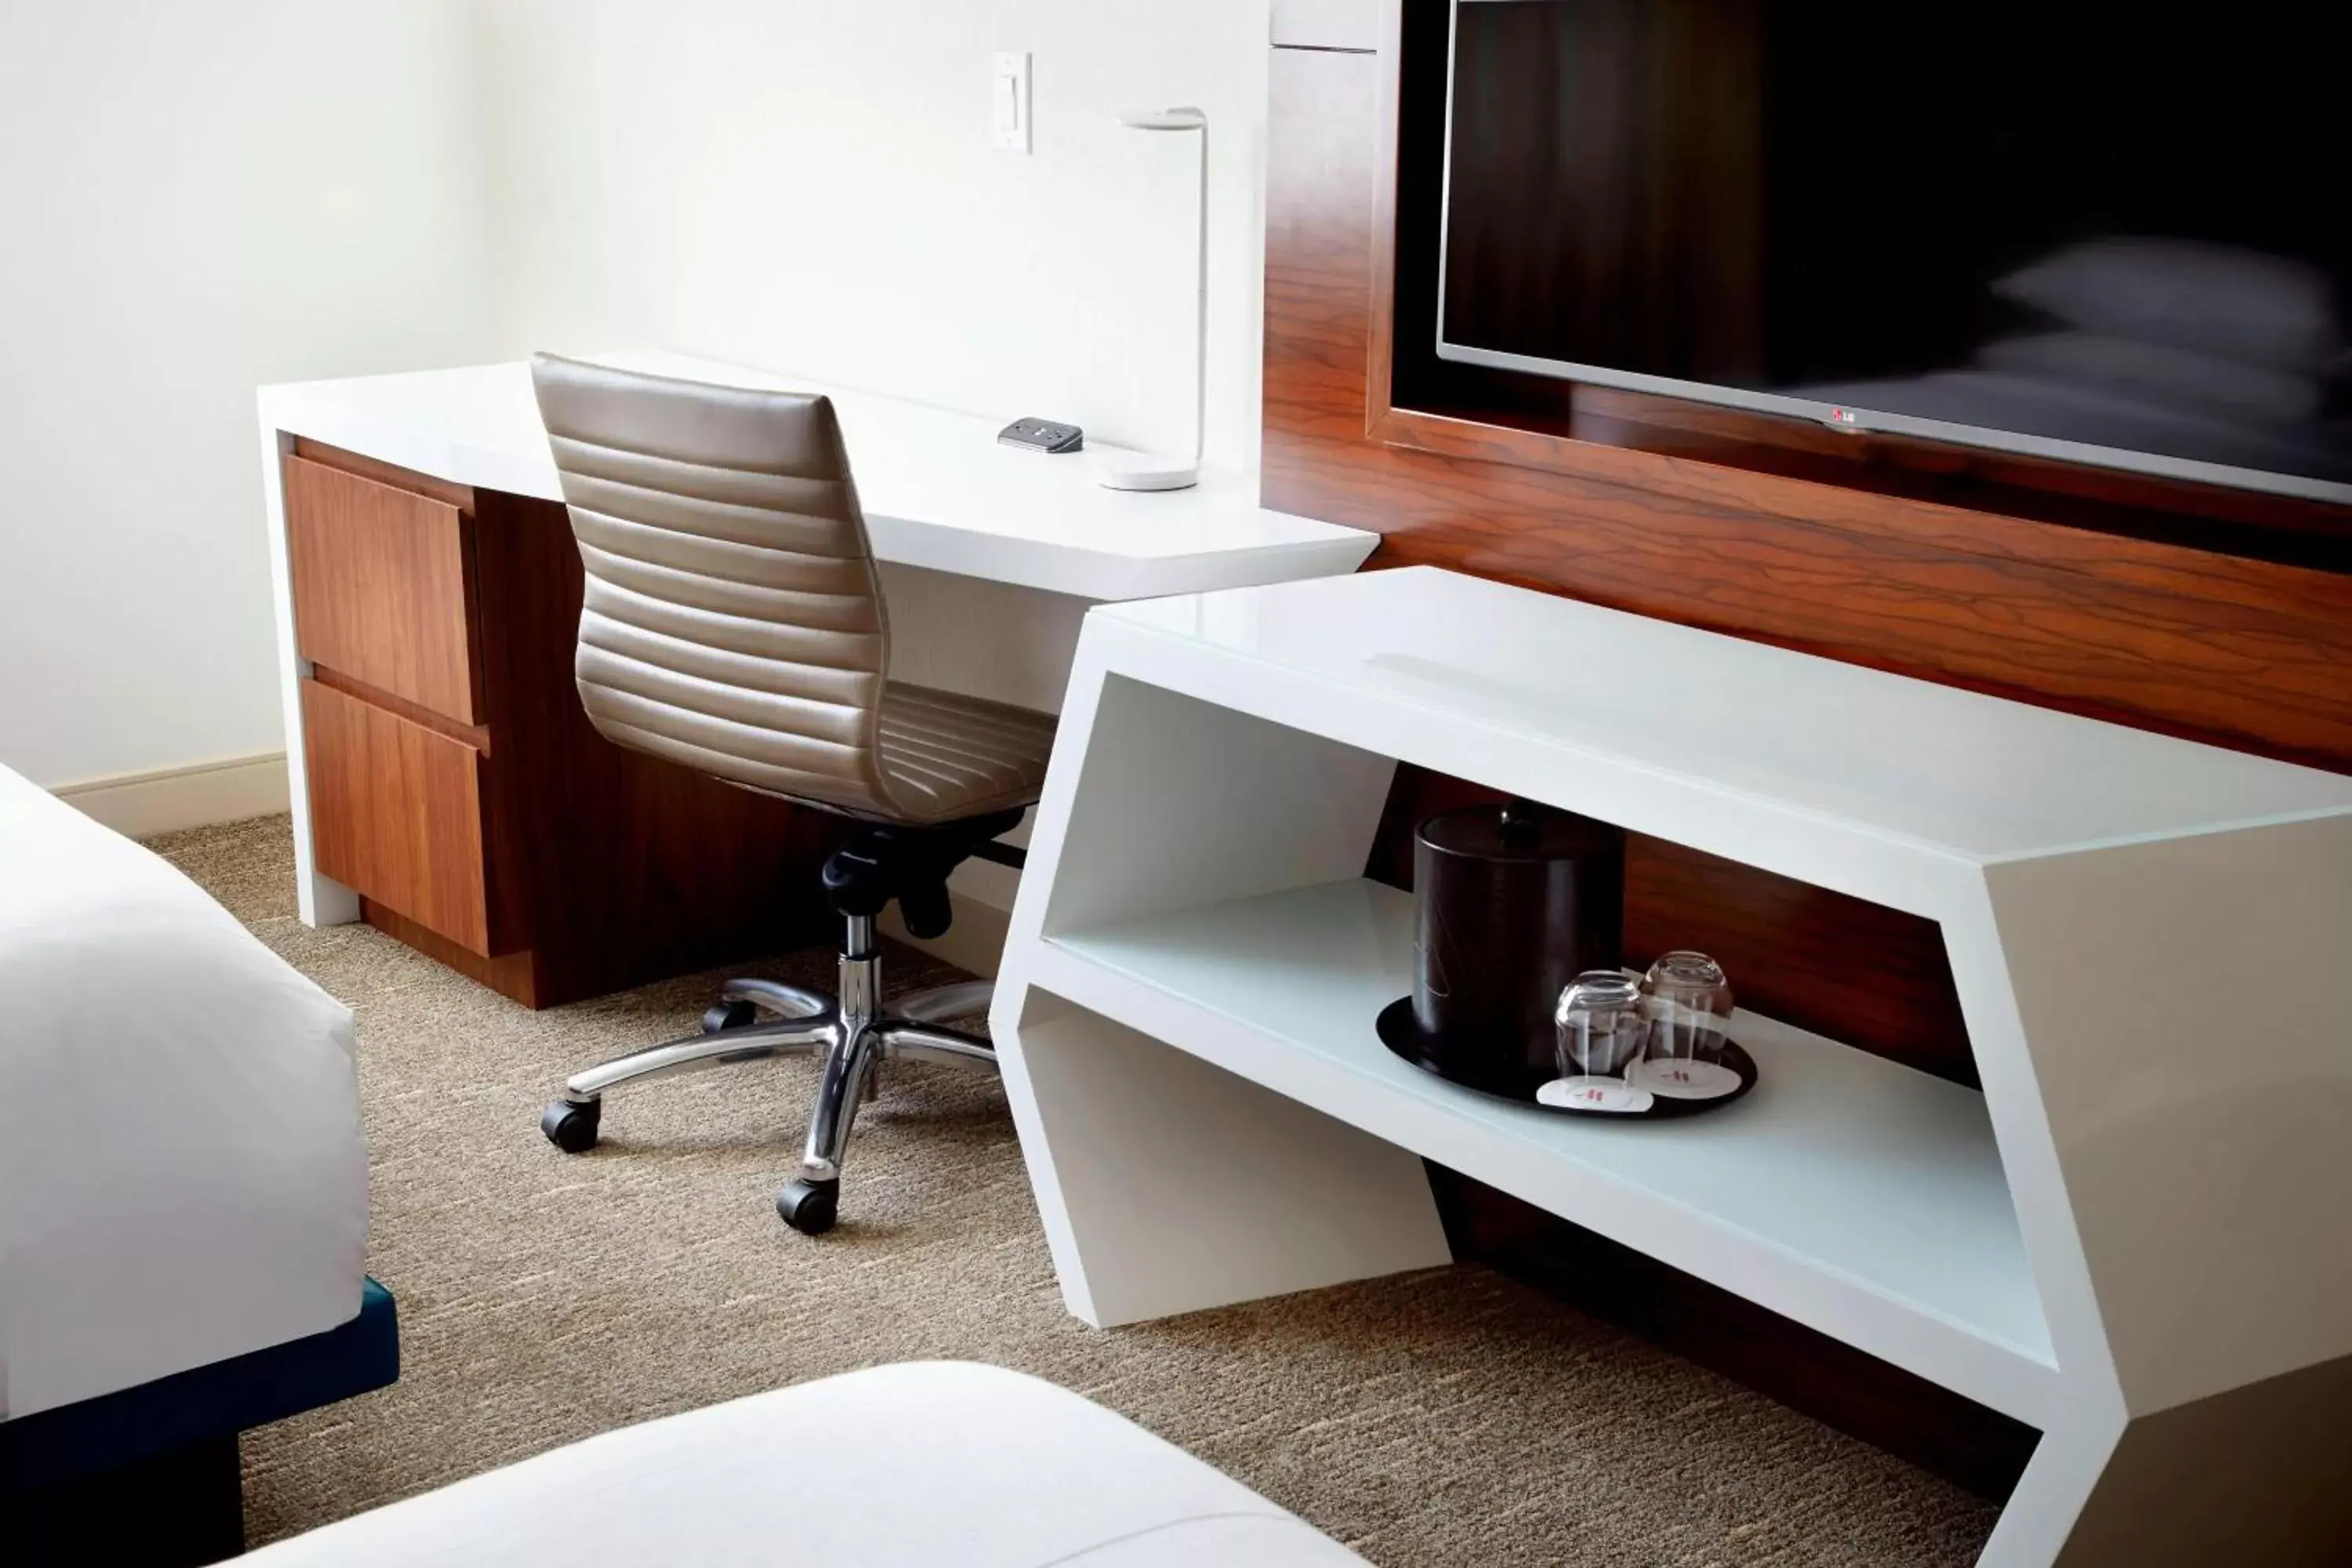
[
  {"left": 256, "top": 349, "right": 1374, "bottom": 601},
  {"left": 1098, "top": 566, "right": 2352, "bottom": 868}
]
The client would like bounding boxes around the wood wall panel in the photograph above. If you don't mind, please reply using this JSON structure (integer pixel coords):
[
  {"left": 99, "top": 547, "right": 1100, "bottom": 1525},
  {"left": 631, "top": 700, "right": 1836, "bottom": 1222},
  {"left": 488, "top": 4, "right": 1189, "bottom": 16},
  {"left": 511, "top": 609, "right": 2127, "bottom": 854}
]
[
  {"left": 1270, "top": 39, "right": 1984, "bottom": 1083},
  {"left": 1265, "top": 45, "right": 1383, "bottom": 447},
  {"left": 1263, "top": 44, "right": 2352, "bottom": 777},
  {"left": 1267, "top": 25, "right": 2352, "bottom": 1078},
  {"left": 285, "top": 455, "right": 483, "bottom": 725},
  {"left": 1262, "top": 20, "right": 2351, "bottom": 1495},
  {"left": 1346, "top": 430, "right": 2352, "bottom": 771}
]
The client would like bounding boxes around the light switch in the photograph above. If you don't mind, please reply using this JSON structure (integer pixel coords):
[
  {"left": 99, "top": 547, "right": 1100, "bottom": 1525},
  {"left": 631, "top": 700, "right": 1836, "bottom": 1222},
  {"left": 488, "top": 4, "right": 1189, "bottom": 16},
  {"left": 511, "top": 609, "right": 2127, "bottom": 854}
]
[{"left": 992, "top": 51, "right": 1031, "bottom": 154}]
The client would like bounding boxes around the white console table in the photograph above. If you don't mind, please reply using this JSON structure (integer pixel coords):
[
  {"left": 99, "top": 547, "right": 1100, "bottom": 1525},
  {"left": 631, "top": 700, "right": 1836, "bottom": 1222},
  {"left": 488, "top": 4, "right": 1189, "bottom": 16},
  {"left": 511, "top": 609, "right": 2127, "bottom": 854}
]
[{"left": 989, "top": 566, "right": 2352, "bottom": 1566}]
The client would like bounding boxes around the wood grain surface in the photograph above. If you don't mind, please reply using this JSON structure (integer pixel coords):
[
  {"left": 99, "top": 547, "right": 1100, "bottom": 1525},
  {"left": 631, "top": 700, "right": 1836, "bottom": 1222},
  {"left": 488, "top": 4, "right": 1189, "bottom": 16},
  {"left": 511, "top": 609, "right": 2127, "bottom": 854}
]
[
  {"left": 286, "top": 441, "right": 847, "bottom": 1007},
  {"left": 464, "top": 485, "right": 848, "bottom": 1007},
  {"left": 1269, "top": 27, "right": 2352, "bottom": 1070},
  {"left": 1263, "top": 14, "right": 2352, "bottom": 1490},
  {"left": 1265, "top": 37, "right": 2352, "bottom": 776},
  {"left": 303, "top": 676, "right": 500, "bottom": 956},
  {"left": 290, "top": 435, "right": 474, "bottom": 511},
  {"left": 285, "top": 454, "right": 484, "bottom": 726},
  {"left": 1370, "top": 0, "right": 2351, "bottom": 577},
  {"left": 310, "top": 665, "right": 492, "bottom": 755}
]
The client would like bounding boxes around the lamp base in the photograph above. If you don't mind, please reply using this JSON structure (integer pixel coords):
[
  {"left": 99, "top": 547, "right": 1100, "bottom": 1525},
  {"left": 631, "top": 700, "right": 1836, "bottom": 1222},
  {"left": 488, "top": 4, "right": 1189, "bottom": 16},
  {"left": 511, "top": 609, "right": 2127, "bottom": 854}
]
[{"left": 1092, "top": 449, "right": 1200, "bottom": 492}]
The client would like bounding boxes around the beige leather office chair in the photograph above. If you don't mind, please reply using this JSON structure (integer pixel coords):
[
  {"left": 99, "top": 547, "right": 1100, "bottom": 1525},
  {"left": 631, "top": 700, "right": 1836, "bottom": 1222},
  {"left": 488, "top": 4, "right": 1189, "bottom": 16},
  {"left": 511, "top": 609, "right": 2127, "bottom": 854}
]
[{"left": 528, "top": 354, "right": 1058, "bottom": 1235}]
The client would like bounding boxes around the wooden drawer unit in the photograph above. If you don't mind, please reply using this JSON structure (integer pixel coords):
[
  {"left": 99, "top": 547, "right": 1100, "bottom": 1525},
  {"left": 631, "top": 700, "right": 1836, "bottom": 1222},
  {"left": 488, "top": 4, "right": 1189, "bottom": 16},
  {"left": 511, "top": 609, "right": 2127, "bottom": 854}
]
[
  {"left": 302, "top": 677, "right": 508, "bottom": 956},
  {"left": 285, "top": 452, "right": 483, "bottom": 724},
  {"left": 276, "top": 439, "right": 843, "bottom": 1008}
]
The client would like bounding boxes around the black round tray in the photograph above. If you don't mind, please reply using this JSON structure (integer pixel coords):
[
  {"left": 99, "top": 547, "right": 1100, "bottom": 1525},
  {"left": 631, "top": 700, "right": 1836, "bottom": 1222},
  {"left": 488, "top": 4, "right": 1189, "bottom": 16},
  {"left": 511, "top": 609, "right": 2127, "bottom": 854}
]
[{"left": 1374, "top": 997, "right": 1757, "bottom": 1120}]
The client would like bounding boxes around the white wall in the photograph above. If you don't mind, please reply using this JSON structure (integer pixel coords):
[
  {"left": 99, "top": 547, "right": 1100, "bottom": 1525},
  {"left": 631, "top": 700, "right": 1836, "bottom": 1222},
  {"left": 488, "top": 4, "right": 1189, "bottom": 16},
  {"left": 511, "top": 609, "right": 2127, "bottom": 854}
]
[
  {"left": 0, "top": 0, "right": 1274, "bottom": 798},
  {"left": 0, "top": 0, "right": 501, "bottom": 789},
  {"left": 467, "top": 0, "right": 1276, "bottom": 947},
  {"left": 474, "top": 0, "right": 1270, "bottom": 470}
]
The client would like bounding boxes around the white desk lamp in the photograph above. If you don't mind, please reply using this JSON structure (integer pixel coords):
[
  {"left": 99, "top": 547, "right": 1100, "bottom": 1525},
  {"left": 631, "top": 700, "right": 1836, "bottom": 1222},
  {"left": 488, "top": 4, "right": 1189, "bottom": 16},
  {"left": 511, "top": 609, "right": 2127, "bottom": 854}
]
[{"left": 1096, "top": 106, "right": 1207, "bottom": 492}]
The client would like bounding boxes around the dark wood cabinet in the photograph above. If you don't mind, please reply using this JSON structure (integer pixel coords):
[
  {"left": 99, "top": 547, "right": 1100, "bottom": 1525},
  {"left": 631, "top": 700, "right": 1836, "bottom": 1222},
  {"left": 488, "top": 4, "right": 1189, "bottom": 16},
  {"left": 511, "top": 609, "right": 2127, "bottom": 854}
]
[{"left": 281, "top": 439, "right": 843, "bottom": 1007}]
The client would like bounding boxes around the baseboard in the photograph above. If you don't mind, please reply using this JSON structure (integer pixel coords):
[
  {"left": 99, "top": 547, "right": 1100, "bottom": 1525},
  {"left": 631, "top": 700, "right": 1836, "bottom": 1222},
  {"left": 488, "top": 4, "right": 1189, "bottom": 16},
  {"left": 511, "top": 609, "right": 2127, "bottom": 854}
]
[
  {"left": 52, "top": 752, "right": 290, "bottom": 840},
  {"left": 879, "top": 888, "right": 1011, "bottom": 978}
]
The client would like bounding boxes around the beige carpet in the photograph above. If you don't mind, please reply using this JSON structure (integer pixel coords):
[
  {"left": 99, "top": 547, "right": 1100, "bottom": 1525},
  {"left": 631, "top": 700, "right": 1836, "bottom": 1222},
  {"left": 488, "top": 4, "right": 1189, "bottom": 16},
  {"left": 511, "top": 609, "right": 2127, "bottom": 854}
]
[{"left": 151, "top": 815, "right": 1998, "bottom": 1566}]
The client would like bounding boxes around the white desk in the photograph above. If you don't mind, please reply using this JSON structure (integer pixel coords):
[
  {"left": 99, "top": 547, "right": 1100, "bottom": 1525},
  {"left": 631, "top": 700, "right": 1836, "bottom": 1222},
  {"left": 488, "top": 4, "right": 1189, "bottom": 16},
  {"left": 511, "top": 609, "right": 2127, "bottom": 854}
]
[
  {"left": 256, "top": 350, "right": 1374, "bottom": 602},
  {"left": 255, "top": 350, "right": 1375, "bottom": 935},
  {"left": 992, "top": 566, "right": 2352, "bottom": 1568}
]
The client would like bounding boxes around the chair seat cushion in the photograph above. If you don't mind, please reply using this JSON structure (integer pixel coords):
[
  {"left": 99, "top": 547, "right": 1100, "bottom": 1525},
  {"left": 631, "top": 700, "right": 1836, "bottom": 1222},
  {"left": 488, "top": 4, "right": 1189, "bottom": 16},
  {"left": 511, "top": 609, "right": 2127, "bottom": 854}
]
[
  {"left": 244, "top": 1361, "right": 1367, "bottom": 1567},
  {"left": 877, "top": 683, "right": 1058, "bottom": 823}
]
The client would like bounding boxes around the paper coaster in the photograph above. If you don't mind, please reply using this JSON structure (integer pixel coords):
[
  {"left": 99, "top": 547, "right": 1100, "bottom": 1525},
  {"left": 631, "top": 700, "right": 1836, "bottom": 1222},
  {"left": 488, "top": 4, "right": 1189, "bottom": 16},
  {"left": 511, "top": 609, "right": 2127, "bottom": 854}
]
[
  {"left": 1537, "top": 1076, "right": 1657, "bottom": 1114},
  {"left": 1629, "top": 1058, "right": 1744, "bottom": 1101}
]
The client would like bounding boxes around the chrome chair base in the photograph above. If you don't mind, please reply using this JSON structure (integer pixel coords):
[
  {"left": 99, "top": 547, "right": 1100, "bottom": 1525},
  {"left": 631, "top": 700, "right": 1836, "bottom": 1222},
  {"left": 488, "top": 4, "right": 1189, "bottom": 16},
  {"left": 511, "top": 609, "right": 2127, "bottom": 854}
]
[{"left": 539, "top": 914, "right": 996, "bottom": 1235}]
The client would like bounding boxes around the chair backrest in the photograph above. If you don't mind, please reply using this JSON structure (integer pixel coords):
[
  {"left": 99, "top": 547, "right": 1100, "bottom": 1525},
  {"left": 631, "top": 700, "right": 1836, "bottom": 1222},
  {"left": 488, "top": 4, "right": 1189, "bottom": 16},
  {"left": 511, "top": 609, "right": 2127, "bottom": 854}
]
[{"left": 528, "top": 354, "right": 902, "bottom": 817}]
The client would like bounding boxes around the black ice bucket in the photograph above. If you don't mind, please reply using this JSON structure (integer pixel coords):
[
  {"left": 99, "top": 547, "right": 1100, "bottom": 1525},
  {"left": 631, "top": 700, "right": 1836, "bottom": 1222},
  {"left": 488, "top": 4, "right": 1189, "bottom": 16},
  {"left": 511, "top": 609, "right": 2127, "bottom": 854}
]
[{"left": 1407, "top": 798, "right": 1626, "bottom": 1096}]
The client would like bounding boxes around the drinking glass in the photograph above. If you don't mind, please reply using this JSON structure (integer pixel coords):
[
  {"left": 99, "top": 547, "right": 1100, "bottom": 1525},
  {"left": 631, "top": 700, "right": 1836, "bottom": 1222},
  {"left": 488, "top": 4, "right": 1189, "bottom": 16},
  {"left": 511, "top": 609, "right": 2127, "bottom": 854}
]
[
  {"left": 1633, "top": 950, "right": 1741, "bottom": 1098},
  {"left": 1541, "top": 970, "right": 1653, "bottom": 1112}
]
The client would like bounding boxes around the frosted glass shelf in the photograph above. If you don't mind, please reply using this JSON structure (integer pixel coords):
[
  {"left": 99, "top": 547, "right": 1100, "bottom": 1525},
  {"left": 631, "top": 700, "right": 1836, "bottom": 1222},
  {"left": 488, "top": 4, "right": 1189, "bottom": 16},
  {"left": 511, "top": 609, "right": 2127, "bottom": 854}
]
[{"left": 1035, "top": 877, "right": 2058, "bottom": 1424}]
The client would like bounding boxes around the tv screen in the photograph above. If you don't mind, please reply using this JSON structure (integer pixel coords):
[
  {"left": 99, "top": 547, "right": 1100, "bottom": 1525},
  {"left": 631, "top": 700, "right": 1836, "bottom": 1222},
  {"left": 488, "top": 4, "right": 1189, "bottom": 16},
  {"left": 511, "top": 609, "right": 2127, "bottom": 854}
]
[{"left": 1437, "top": 0, "right": 2352, "bottom": 502}]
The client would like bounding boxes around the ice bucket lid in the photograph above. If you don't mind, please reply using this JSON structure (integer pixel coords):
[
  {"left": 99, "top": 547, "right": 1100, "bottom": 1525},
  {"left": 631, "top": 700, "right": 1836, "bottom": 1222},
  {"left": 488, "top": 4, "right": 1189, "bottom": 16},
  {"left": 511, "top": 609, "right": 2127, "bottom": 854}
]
[{"left": 1416, "top": 799, "right": 1621, "bottom": 864}]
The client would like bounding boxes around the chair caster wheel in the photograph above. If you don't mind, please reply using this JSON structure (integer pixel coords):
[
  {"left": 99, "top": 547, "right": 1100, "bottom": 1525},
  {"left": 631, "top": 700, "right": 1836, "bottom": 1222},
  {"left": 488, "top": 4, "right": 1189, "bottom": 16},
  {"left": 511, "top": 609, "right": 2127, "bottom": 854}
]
[
  {"left": 703, "top": 999, "right": 759, "bottom": 1033},
  {"left": 541, "top": 1098, "right": 601, "bottom": 1153},
  {"left": 777, "top": 1178, "right": 839, "bottom": 1235}
]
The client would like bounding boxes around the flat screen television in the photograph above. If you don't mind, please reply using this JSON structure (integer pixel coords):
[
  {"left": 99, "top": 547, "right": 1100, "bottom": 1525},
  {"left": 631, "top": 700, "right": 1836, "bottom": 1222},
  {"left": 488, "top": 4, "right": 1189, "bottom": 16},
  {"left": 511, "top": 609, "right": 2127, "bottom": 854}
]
[{"left": 1437, "top": 0, "right": 2352, "bottom": 503}]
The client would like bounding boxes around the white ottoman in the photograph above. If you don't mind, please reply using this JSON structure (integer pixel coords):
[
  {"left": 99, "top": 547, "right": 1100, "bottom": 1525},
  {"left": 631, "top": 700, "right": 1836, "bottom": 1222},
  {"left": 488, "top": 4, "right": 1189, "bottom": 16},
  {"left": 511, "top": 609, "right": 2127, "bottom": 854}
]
[{"left": 245, "top": 1361, "right": 1370, "bottom": 1566}]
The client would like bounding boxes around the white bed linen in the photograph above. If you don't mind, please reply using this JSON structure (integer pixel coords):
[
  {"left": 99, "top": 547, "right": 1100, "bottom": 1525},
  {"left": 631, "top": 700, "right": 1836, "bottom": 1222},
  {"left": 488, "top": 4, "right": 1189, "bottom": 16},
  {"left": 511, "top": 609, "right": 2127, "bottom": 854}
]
[
  {"left": 247, "top": 1362, "right": 1369, "bottom": 1566},
  {"left": 0, "top": 766, "right": 368, "bottom": 1419}
]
